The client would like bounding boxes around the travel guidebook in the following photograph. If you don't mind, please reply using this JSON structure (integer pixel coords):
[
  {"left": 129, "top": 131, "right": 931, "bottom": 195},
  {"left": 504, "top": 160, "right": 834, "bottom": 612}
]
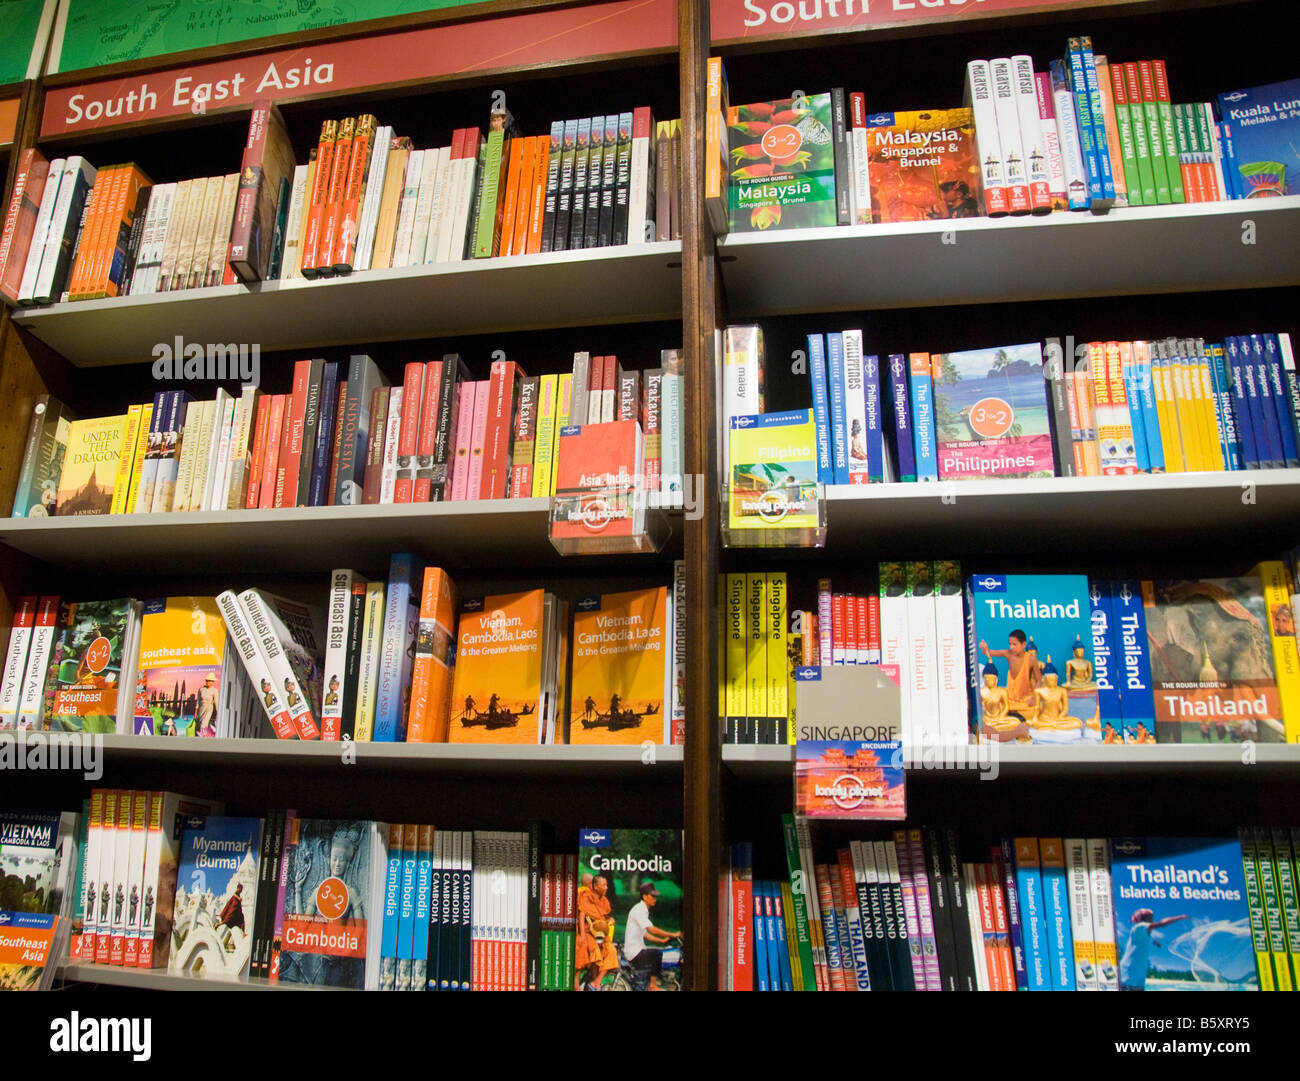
[
  {"left": 967, "top": 574, "right": 1102, "bottom": 743},
  {"left": 448, "top": 589, "right": 546, "bottom": 744},
  {"left": 865, "top": 108, "right": 983, "bottom": 222},
  {"left": 576, "top": 828, "right": 683, "bottom": 990},
  {"left": 728, "top": 409, "right": 820, "bottom": 534},
  {"left": 0, "top": 811, "right": 64, "bottom": 913},
  {"left": 1216, "top": 77, "right": 1300, "bottom": 197},
  {"left": 1109, "top": 836, "right": 1256, "bottom": 991},
  {"left": 133, "top": 597, "right": 228, "bottom": 736},
  {"left": 169, "top": 815, "right": 262, "bottom": 981},
  {"left": 728, "top": 94, "right": 837, "bottom": 232},
  {"left": 42, "top": 598, "right": 139, "bottom": 733}
]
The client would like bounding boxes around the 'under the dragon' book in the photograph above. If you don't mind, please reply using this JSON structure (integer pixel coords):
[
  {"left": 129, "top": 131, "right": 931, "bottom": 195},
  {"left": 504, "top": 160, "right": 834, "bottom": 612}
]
[
  {"left": 966, "top": 574, "right": 1100, "bottom": 743},
  {"left": 864, "top": 108, "right": 983, "bottom": 222},
  {"left": 1141, "top": 577, "right": 1284, "bottom": 743},
  {"left": 1109, "top": 836, "right": 1256, "bottom": 991},
  {"left": 931, "top": 342, "right": 1054, "bottom": 480},
  {"left": 576, "top": 827, "right": 683, "bottom": 990},
  {"left": 728, "top": 94, "right": 837, "bottom": 232},
  {"left": 569, "top": 586, "right": 669, "bottom": 746},
  {"left": 169, "top": 815, "right": 262, "bottom": 981},
  {"left": 133, "top": 597, "right": 228, "bottom": 736}
]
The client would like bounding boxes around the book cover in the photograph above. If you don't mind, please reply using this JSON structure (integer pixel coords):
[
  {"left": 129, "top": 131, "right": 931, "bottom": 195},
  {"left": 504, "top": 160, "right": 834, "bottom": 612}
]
[
  {"left": 55, "top": 414, "right": 128, "bottom": 516},
  {"left": 1109, "top": 836, "right": 1257, "bottom": 990},
  {"left": 169, "top": 815, "right": 262, "bottom": 980},
  {"left": 864, "top": 107, "right": 982, "bottom": 222},
  {"left": 552, "top": 419, "right": 644, "bottom": 540},
  {"left": 570, "top": 587, "right": 668, "bottom": 745},
  {"left": 727, "top": 409, "right": 819, "bottom": 534},
  {"left": 1216, "top": 78, "right": 1300, "bottom": 197},
  {"left": 728, "top": 94, "right": 837, "bottom": 232},
  {"left": 448, "top": 590, "right": 546, "bottom": 744},
  {"left": 133, "top": 597, "right": 226, "bottom": 737},
  {"left": 42, "top": 598, "right": 137, "bottom": 733}
]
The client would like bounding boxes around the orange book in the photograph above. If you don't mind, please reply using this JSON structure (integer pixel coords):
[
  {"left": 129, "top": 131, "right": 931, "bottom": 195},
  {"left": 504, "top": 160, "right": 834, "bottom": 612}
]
[
  {"left": 1073, "top": 352, "right": 1101, "bottom": 476},
  {"left": 510, "top": 137, "right": 537, "bottom": 256},
  {"left": 88, "top": 165, "right": 130, "bottom": 298},
  {"left": 973, "top": 863, "right": 1006, "bottom": 990},
  {"left": 448, "top": 589, "right": 546, "bottom": 744},
  {"left": 526, "top": 154, "right": 547, "bottom": 254},
  {"left": 316, "top": 115, "right": 354, "bottom": 275},
  {"left": 405, "top": 566, "right": 461, "bottom": 743},
  {"left": 244, "top": 393, "right": 273, "bottom": 509},
  {"left": 497, "top": 135, "right": 526, "bottom": 259},
  {"left": 104, "top": 165, "right": 151, "bottom": 297},
  {"left": 333, "top": 113, "right": 375, "bottom": 270},
  {"left": 299, "top": 120, "right": 337, "bottom": 277},
  {"left": 569, "top": 586, "right": 669, "bottom": 745},
  {"left": 69, "top": 165, "right": 117, "bottom": 298}
]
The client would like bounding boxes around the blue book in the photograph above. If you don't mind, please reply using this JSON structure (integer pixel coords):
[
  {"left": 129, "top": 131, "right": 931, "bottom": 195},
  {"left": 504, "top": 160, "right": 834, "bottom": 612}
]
[
  {"left": 807, "top": 333, "right": 834, "bottom": 485},
  {"left": 886, "top": 354, "right": 916, "bottom": 482},
  {"left": 170, "top": 815, "right": 263, "bottom": 981},
  {"left": 397, "top": 828, "right": 417, "bottom": 991},
  {"left": 1079, "top": 37, "right": 1117, "bottom": 203},
  {"left": 1088, "top": 579, "right": 1124, "bottom": 742},
  {"left": 1279, "top": 333, "right": 1300, "bottom": 451},
  {"left": 908, "top": 354, "right": 938, "bottom": 482},
  {"left": 1121, "top": 353, "right": 1151, "bottom": 473},
  {"left": 413, "top": 827, "right": 431, "bottom": 993},
  {"left": 763, "top": 881, "right": 786, "bottom": 991},
  {"left": 863, "top": 353, "right": 885, "bottom": 483},
  {"left": 1012, "top": 837, "right": 1052, "bottom": 991},
  {"left": 1039, "top": 839, "right": 1077, "bottom": 991},
  {"left": 1134, "top": 346, "right": 1165, "bottom": 472},
  {"left": 1249, "top": 333, "right": 1285, "bottom": 466},
  {"left": 373, "top": 552, "right": 421, "bottom": 742},
  {"left": 1110, "top": 836, "right": 1258, "bottom": 990},
  {"left": 1064, "top": 48, "right": 1103, "bottom": 206},
  {"left": 309, "top": 361, "right": 340, "bottom": 506},
  {"left": 1108, "top": 579, "right": 1156, "bottom": 745},
  {"left": 1225, "top": 336, "right": 1261, "bottom": 468},
  {"left": 1216, "top": 78, "right": 1300, "bottom": 199},
  {"left": 1209, "top": 346, "right": 1243, "bottom": 471},
  {"left": 998, "top": 838, "right": 1029, "bottom": 990},
  {"left": 771, "top": 884, "right": 796, "bottom": 991},
  {"left": 826, "top": 332, "right": 850, "bottom": 485},
  {"left": 753, "top": 879, "right": 770, "bottom": 991},
  {"left": 1220, "top": 120, "right": 1242, "bottom": 198},
  {"left": 1263, "top": 334, "right": 1299, "bottom": 466},
  {"left": 380, "top": 825, "right": 403, "bottom": 990}
]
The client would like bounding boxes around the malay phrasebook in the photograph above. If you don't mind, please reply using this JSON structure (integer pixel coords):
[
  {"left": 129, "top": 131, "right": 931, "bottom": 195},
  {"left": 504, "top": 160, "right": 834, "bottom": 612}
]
[
  {"left": 864, "top": 108, "right": 983, "bottom": 222},
  {"left": 728, "top": 409, "right": 820, "bottom": 534},
  {"left": 576, "top": 827, "right": 684, "bottom": 990},
  {"left": 966, "top": 573, "right": 1102, "bottom": 744},
  {"left": 728, "top": 94, "right": 837, "bottom": 232}
]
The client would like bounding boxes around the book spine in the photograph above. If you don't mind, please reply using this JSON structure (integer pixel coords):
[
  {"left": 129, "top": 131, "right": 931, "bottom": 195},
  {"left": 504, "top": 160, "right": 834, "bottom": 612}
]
[
  {"left": 482, "top": 360, "right": 519, "bottom": 500},
  {"left": 908, "top": 353, "right": 938, "bottom": 481},
  {"left": 826, "top": 332, "right": 850, "bottom": 486},
  {"left": 1150, "top": 60, "right": 1184, "bottom": 202},
  {"left": 991, "top": 58, "right": 1031, "bottom": 214},
  {"left": 1078, "top": 38, "right": 1116, "bottom": 206},
  {"left": 1240, "top": 828, "right": 1277, "bottom": 990},
  {"left": 966, "top": 60, "right": 1007, "bottom": 216},
  {"left": 0, "top": 596, "right": 37, "bottom": 728},
  {"left": 509, "top": 375, "right": 539, "bottom": 498},
  {"left": 393, "top": 362, "right": 426, "bottom": 504},
  {"left": 613, "top": 111, "right": 633, "bottom": 245},
  {"left": 334, "top": 115, "right": 375, "bottom": 270},
  {"left": 300, "top": 121, "right": 337, "bottom": 276},
  {"left": 829, "top": 88, "right": 852, "bottom": 226},
  {"left": 321, "top": 569, "right": 356, "bottom": 741},
  {"left": 1013, "top": 56, "right": 1052, "bottom": 214},
  {"left": 217, "top": 590, "right": 296, "bottom": 739},
  {"left": 994, "top": 840, "right": 1028, "bottom": 990}
]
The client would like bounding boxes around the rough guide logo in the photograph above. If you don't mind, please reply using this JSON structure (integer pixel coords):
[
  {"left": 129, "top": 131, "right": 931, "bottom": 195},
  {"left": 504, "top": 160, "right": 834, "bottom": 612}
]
[
  {"left": 50, "top": 1013, "right": 152, "bottom": 1062},
  {"left": 151, "top": 335, "right": 260, "bottom": 386}
]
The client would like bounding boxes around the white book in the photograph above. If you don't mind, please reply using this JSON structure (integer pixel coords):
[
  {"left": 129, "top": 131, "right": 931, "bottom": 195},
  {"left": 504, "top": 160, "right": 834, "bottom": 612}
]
[
  {"left": 904, "top": 565, "right": 940, "bottom": 752},
  {"left": 964, "top": 59, "right": 1006, "bottom": 214},
  {"left": 157, "top": 178, "right": 194, "bottom": 293},
  {"left": 849, "top": 103, "right": 871, "bottom": 225},
  {"left": 424, "top": 145, "right": 453, "bottom": 265},
  {"left": 114, "top": 602, "right": 143, "bottom": 733},
  {"left": 170, "top": 399, "right": 204, "bottom": 512},
  {"left": 281, "top": 164, "right": 309, "bottom": 279},
  {"left": 171, "top": 175, "right": 212, "bottom": 291},
  {"left": 206, "top": 395, "right": 237, "bottom": 510},
  {"left": 35, "top": 157, "right": 95, "bottom": 303},
  {"left": 1086, "top": 838, "right": 1119, "bottom": 990},
  {"left": 81, "top": 792, "right": 106, "bottom": 961},
  {"left": 364, "top": 821, "right": 390, "bottom": 990},
  {"left": 216, "top": 590, "right": 296, "bottom": 740},
  {"left": 129, "top": 179, "right": 172, "bottom": 296},
  {"left": 183, "top": 399, "right": 217, "bottom": 512},
  {"left": 90, "top": 791, "right": 119, "bottom": 958},
  {"left": 17, "top": 157, "right": 65, "bottom": 303},
  {"left": 15, "top": 596, "right": 59, "bottom": 731},
  {"left": 1065, "top": 838, "right": 1100, "bottom": 990},
  {"left": 434, "top": 138, "right": 465, "bottom": 265},
  {"left": 448, "top": 137, "right": 480, "bottom": 263},
  {"left": 224, "top": 384, "right": 260, "bottom": 509},
  {"left": 841, "top": 329, "right": 870, "bottom": 484},
  {"left": 933, "top": 564, "right": 968, "bottom": 748},
  {"left": 628, "top": 117, "right": 653, "bottom": 244},
  {"left": 391, "top": 149, "right": 425, "bottom": 268},
  {"left": 200, "top": 390, "right": 231, "bottom": 511},
  {"left": 238, "top": 588, "right": 320, "bottom": 741},
  {"left": 409, "top": 147, "right": 442, "bottom": 265},
  {"left": 354, "top": 125, "right": 392, "bottom": 271},
  {"left": 964, "top": 863, "right": 990, "bottom": 991},
  {"left": 122, "top": 791, "right": 150, "bottom": 965},
  {"left": 322, "top": 569, "right": 364, "bottom": 741},
  {"left": 1202, "top": 103, "right": 1229, "bottom": 200},
  {"left": 991, "top": 58, "right": 1030, "bottom": 212},
  {"left": 108, "top": 790, "right": 135, "bottom": 963},
  {"left": 0, "top": 597, "right": 36, "bottom": 728},
  {"left": 1013, "top": 55, "right": 1051, "bottom": 212},
  {"left": 206, "top": 173, "right": 239, "bottom": 287},
  {"left": 878, "top": 582, "right": 911, "bottom": 742},
  {"left": 379, "top": 385, "right": 403, "bottom": 503}
]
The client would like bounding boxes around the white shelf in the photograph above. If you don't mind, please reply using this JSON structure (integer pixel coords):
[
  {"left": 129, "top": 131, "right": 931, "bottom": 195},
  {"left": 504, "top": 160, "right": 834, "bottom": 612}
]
[
  {"left": 0, "top": 498, "right": 683, "bottom": 573},
  {"left": 823, "top": 469, "right": 1300, "bottom": 552},
  {"left": 55, "top": 963, "right": 336, "bottom": 991},
  {"left": 11, "top": 242, "right": 684, "bottom": 368},
  {"left": 0, "top": 731, "right": 684, "bottom": 778},
  {"left": 718, "top": 197, "right": 1300, "bottom": 315}
]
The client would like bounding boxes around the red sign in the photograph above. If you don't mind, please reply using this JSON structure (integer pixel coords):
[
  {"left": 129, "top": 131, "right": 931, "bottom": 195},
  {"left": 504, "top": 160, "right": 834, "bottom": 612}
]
[
  {"left": 43, "top": 0, "right": 676, "bottom": 137},
  {"left": 712, "top": 0, "right": 1120, "bottom": 45}
]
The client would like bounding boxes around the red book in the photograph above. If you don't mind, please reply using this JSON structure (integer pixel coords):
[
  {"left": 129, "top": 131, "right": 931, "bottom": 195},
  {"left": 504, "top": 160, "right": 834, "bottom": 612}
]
[
  {"left": 228, "top": 101, "right": 293, "bottom": 283},
  {"left": 551, "top": 418, "right": 643, "bottom": 541},
  {"left": 327, "top": 381, "right": 347, "bottom": 504},
  {"left": 244, "top": 394, "right": 273, "bottom": 509},
  {"left": 392, "top": 362, "right": 426, "bottom": 504},
  {"left": 973, "top": 863, "right": 1004, "bottom": 990},
  {"left": 258, "top": 395, "right": 288, "bottom": 509},
  {"left": 411, "top": 359, "right": 444, "bottom": 503},
  {"left": 819, "top": 865, "right": 848, "bottom": 991},
  {"left": 865, "top": 594, "right": 880, "bottom": 663},
  {"left": 333, "top": 115, "right": 374, "bottom": 270},
  {"left": 508, "top": 376, "right": 539, "bottom": 498},
  {"left": 984, "top": 856, "right": 1017, "bottom": 992},
  {"left": 831, "top": 593, "right": 846, "bottom": 665},
  {"left": 275, "top": 360, "right": 312, "bottom": 508},
  {"left": 844, "top": 594, "right": 859, "bottom": 665},
  {"left": 0, "top": 148, "right": 50, "bottom": 303},
  {"left": 731, "top": 861, "right": 753, "bottom": 991},
  {"left": 360, "top": 385, "right": 390, "bottom": 505},
  {"left": 316, "top": 116, "right": 355, "bottom": 275},
  {"left": 466, "top": 380, "right": 491, "bottom": 499},
  {"left": 642, "top": 368, "right": 662, "bottom": 492},
  {"left": 482, "top": 359, "right": 522, "bottom": 500},
  {"left": 602, "top": 356, "right": 617, "bottom": 422}
]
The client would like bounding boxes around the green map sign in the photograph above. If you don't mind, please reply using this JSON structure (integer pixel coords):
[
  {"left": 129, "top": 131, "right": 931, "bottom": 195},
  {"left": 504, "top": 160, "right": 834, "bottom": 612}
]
[
  {"left": 51, "top": 0, "right": 494, "bottom": 74},
  {"left": 0, "top": 0, "right": 49, "bottom": 84}
]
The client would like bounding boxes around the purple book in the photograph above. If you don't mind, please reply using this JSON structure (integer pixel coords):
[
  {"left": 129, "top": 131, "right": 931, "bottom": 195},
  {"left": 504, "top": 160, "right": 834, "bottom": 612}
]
[{"left": 887, "top": 354, "right": 916, "bottom": 482}]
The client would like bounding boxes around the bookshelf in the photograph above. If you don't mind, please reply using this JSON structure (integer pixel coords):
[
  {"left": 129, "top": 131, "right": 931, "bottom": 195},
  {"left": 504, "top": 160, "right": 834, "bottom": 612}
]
[{"left": 0, "top": 0, "right": 1297, "bottom": 993}]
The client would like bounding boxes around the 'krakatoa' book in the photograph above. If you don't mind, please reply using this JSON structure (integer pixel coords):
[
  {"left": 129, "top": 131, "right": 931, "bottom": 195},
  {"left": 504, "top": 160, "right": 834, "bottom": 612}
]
[
  {"left": 169, "top": 815, "right": 263, "bottom": 981},
  {"left": 133, "top": 597, "right": 228, "bottom": 736},
  {"left": 931, "top": 342, "right": 1054, "bottom": 480},
  {"left": 576, "top": 827, "right": 684, "bottom": 990},
  {"left": 1109, "top": 836, "right": 1256, "bottom": 991},
  {"left": 1216, "top": 78, "right": 1300, "bottom": 198},
  {"left": 1141, "top": 577, "right": 1284, "bottom": 743},
  {"left": 570, "top": 586, "right": 669, "bottom": 746},
  {"left": 728, "top": 409, "right": 820, "bottom": 534},
  {"left": 54, "top": 415, "right": 129, "bottom": 516},
  {"left": 42, "top": 598, "right": 139, "bottom": 733},
  {"left": 966, "top": 574, "right": 1101, "bottom": 744},
  {"left": 728, "top": 94, "right": 837, "bottom": 232},
  {"left": 448, "top": 589, "right": 547, "bottom": 744},
  {"left": 277, "top": 818, "right": 386, "bottom": 990},
  {"left": 864, "top": 108, "right": 982, "bottom": 222}
]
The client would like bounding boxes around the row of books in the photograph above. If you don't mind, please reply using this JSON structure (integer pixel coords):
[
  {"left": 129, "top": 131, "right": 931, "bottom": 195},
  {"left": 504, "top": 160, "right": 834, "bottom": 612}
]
[
  {"left": 721, "top": 325, "right": 1300, "bottom": 490},
  {"left": 0, "top": 557, "right": 688, "bottom": 747},
  {"left": 0, "top": 99, "right": 678, "bottom": 308},
  {"left": 703, "top": 45, "right": 1297, "bottom": 233},
  {"left": 731, "top": 817, "right": 1297, "bottom": 991},
  {"left": 719, "top": 560, "right": 1300, "bottom": 746},
  {"left": 9, "top": 347, "right": 685, "bottom": 519}
]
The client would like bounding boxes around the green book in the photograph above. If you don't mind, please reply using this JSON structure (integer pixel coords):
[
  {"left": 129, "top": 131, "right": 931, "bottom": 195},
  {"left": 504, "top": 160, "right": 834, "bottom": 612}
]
[
  {"left": 1153, "top": 61, "right": 1185, "bottom": 202},
  {"left": 780, "top": 812, "right": 819, "bottom": 991},
  {"left": 1122, "top": 64, "right": 1158, "bottom": 205},
  {"left": 1111, "top": 71, "right": 1143, "bottom": 206},
  {"left": 1255, "top": 827, "right": 1294, "bottom": 991},
  {"left": 1239, "top": 828, "right": 1276, "bottom": 991},
  {"left": 1138, "top": 62, "right": 1171, "bottom": 203},
  {"left": 472, "top": 126, "right": 509, "bottom": 259},
  {"left": 1270, "top": 827, "right": 1300, "bottom": 987}
]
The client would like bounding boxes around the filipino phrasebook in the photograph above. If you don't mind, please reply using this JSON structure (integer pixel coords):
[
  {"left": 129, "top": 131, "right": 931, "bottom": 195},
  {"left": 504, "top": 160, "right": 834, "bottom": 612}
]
[
  {"left": 930, "top": 342, "right": 1054, "bottom": 480},
  {"left": 865, "top": 108, "right": 984, "bottom": 222},
  {"left": 728, "top": 94, "right": 837, "bottom": 232},
  {"left": 133, "top": 597, "right": 228, "bottom": 736},
  {"left": 728, "top": 409, "right": 820, "bottom": 533}
]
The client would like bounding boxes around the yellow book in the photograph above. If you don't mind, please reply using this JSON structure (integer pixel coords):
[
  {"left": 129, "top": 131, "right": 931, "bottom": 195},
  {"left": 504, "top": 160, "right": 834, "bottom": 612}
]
[
  {"left": 370, "top": 147, "right": 410, "bottom": 271},
  {"left": 531, "top": 373, "right": 558, "bottom": 499},
  {"left": 1253, "top": 560, "right": 1300, "bottom": 742},
  {"left": 1144, "top": 341, "right": 1184, "bottom": 473},
  {"left": 725, "top": 573, "right": 746, "bottom": 740},
  {"left": 352, "top": 579, "right": 387, "bottom": 741},
  {"left": 569, "top": 586, "right": 668, "bottom": 745},
  {"left": 1239, "top": 828, "right": 1277, "bottom": 991},
  {"left": 110, "top": 404, "right": 144, "bottom": 514},
  {"left": 1253, "top": 827, "right": 1295, "bottom": 992},
  {"left": 55, "top": 414, "right": 129, "bottom": 516},
  {"left": 548, "top": 373, "right": 573, "bottom": 496},
  {"left": 1194, "top": 341, "right": 1225, "bottom": 471},
  {"left": 718, "top": 575, "right": 726, "bottom": 734},
  {"left": 448, "top": 589, "right": 546, "bottom": 744},
  {"left": 1166, "top": 340, "right": 1202, "bottom": 470},
  {"left": 766, "top": 571, "right": 788, "bottom": 743},
  {"left": 779, "top": 879, "right": 803, "bottom": 991},
  {"left": 134, "top": 597, "right": 227, "bottom": 736},
  {"left": 124, "top": 401, "right": 154, "bottom": 514},
  {"left": 1179, "top": 338, "right": 1210, "bottom": 471},
  {"left": 745, "top": 572, "right": 766, "bottom": 736}
]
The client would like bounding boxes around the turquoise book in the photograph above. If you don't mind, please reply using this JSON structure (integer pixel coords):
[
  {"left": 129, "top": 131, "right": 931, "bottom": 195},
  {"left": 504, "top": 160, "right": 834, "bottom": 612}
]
[
  {"left": 966, "top": 573, "right": 1100, "bottom": 743},
  {"left": 1109, "top": 836, "right": 1257, "bottom": 991}
]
